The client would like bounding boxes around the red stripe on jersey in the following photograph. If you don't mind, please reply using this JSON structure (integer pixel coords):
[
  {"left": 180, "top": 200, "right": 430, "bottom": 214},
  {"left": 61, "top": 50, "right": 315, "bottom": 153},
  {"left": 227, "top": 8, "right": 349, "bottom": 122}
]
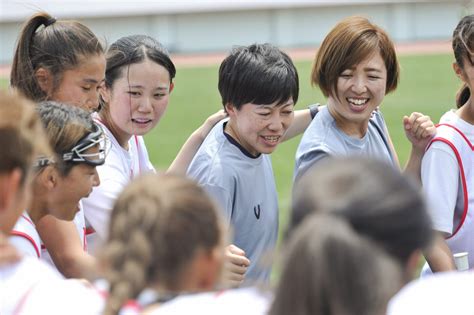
[
  {"left": 85, "top": 227, "right": 96, "bottom": 235},
  {"left": 10, "top": 231, "right": 41, "bottom": 258},
  {"left": 436, "top": 123, "right": 474, "bottom": 149},
  {"left": 427, "top": 137, "right": 469, "bottom": 238},
  {"left": 83, "top": 227, "right": 88, "bottom": 251},
  {"left": 20, "top": 214, "right": 34, "bottom": 225}
]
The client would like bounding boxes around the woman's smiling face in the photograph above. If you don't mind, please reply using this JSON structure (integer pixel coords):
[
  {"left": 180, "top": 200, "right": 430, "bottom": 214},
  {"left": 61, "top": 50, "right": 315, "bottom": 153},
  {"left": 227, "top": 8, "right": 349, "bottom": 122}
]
[{"left": 327, "top": 51, "right": 387, "bottom": 136}]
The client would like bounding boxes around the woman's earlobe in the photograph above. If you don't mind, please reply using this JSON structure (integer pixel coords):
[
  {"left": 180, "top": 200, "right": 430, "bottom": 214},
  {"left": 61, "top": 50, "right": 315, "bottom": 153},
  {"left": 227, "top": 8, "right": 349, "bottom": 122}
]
[
  {"left": 224, "top": 103, "right": 236, "bottom": 116},
  {"left": 35, "top": 68, "right": 53, "bottom": 95},
  {"left": 453, "top": 62, "right": 465, "bottom": 81},
  {"left": 99, "top": 83, "right": 110, "bottom": 103},
  {"left": 42, "top": 167, "right": 58, "bottom": 189}
]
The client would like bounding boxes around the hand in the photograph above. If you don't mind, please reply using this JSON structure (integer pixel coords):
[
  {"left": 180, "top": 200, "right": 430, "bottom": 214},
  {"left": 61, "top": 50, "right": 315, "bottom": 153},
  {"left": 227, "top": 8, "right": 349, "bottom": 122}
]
[
  {"left": 221, "top": 244, "right": 250, "bottom": 288},
  {"left": 0, "top": 232, "right": 21, "bottom": 266},
  {"left": 199, "top": 110, "right": 227, "bottom": 139},
  {"left": 403, "top": 112, "right": 436, "bottom": 152}
]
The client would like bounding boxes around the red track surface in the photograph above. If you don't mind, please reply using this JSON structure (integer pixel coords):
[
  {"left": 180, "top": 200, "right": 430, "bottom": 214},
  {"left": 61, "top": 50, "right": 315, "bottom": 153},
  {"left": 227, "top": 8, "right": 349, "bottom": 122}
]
[{"left": 0, "top": 40, "right": 451, "bottom": 78}]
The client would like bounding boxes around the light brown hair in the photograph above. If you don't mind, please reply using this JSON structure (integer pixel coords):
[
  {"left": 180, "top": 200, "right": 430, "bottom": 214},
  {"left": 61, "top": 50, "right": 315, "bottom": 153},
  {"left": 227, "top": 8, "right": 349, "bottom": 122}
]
[
  {"left": 0, "top": 89, "right": 50, "bottom": 183},
  {"left": 36, "top": 101, "right": 96, "bottom": 175},
  {"left": 102, "top": 174, "right": 223, "bottom": 315},
  {"left": 311, "top": 16, "right": 399, "bottom": 98}
]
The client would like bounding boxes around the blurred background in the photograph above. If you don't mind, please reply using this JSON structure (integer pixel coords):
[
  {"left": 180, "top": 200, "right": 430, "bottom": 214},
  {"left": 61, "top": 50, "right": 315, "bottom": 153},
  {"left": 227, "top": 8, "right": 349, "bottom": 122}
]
[
  {"left": 1, "top": 0, "right": 472, "bottom": 63},
  {"left": 1, "top": 1, "right": 472, "bottom": 273}
]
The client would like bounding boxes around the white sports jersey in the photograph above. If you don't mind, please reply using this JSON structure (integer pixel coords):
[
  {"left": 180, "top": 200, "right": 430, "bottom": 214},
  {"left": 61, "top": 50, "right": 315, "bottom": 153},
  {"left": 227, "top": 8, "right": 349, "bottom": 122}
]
[
  {"left": 421, "top": 110, "right": 474, "bottom": 275},
  {"left": 0, "top": 256, "right": 63, "bottom": 314},
  {"left": 148, "top": 287, "right": 271, "bottom": 315},
  {"left": 10, "top": 213, "right": 41, "bottom": 258},
  {"left": 83, "top": 117, "right": 155, "bottom": 254},
  {"left": 388, "top": 271, "right": 474, "bottom": 315}
]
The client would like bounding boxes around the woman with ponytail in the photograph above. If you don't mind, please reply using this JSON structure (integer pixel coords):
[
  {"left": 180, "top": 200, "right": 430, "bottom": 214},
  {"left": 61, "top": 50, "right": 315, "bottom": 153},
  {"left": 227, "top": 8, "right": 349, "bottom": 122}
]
[
  {"left": 10, "top": 12, "right": 105, "bottom": 111},
  {"left": 9, "top": 12, "right": 106, "bottom": 278},
  {"left": 100, "top": 174, "right": 225, "bottom": 315},
  {"left": 421, "top": 14, "right": 474, "bottom": 275}
]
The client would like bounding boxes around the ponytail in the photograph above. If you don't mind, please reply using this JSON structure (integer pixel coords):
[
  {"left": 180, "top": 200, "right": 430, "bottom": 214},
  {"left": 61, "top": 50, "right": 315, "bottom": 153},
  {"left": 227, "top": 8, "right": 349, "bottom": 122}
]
[
  {"left": 10, "top": 12, "right": 104, "bottom": 102},
  {"left": 102, "top": 174, "right": 222, "bottom": 314},
  {"left": 10, "top": 12, "right": 55, "bottom": 101},
  {"left": 456, "top": 83, "right": 470, "bottom": 108}
]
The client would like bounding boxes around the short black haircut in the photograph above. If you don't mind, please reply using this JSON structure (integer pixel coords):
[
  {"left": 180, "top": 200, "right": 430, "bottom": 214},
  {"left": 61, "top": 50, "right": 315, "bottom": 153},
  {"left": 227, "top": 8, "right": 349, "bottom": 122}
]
[{"left": 218, "top": 43, "right": 299, "bottom": 110}]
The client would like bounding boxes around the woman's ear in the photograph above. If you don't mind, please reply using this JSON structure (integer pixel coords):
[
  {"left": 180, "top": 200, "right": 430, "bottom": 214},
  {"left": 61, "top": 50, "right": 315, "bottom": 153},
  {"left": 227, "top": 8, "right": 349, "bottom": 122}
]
[
  {"left": 224, "top": 103, "right": 236, "bottom": 117},
  {"left": 453, "top": 62, "right": 465, "bottom": 81},
  {"left": 99, "top": 82, "right": 111, "bottom": 104},
  {"left": 35, "top": 68, "right": 54, "bottom": 95},
  {"left": 169, "top": 82, "right": 174, "bottom": 93},
  {"left": 39, "top": 166, "right": 59, "bottom": 190}
]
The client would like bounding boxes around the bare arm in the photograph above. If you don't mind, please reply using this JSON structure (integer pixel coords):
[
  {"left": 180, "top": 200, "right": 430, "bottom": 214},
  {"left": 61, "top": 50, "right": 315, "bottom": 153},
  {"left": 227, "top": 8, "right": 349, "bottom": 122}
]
[
  {"left": 401, "top": 112, "right": 436, "bottom": 182},
  {"left": 282, "top": 108, "right": 315, "bottom": 142},
  {"left": 36, "top": 215, "right": 96, "bottom": 278},
  {"left": 424, "top": 232, "right": 456, "bottom": 272},
  {"left": 167, "top": 110, "right": 226, "bottom": 175}
]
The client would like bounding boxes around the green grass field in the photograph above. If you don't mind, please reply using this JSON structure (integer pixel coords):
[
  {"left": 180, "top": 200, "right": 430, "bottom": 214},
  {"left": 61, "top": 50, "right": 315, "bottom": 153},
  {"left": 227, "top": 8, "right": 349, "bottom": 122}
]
[{"left": 0, "top": 52, "right": 460, "bottom": 246}]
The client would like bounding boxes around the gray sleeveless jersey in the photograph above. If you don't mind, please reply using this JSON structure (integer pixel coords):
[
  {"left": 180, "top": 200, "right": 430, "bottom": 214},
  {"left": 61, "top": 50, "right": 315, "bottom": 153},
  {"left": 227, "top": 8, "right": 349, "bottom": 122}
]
[{"left": 187, "top": 120, "right": 278, "bottom": 284}]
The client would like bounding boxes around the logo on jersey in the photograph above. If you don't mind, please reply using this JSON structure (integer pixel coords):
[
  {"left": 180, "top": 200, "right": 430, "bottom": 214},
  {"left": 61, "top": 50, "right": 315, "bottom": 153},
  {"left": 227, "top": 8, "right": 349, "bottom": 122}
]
[{"left": 254, "top": 204, "right": 261, "bottom": 220}]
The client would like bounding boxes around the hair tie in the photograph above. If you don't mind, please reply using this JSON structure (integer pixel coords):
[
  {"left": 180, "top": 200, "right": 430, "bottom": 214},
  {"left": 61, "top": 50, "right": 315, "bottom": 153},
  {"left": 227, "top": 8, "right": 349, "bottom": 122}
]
[{"left": 44, "top": 16, "right": 57, "bottom": 27}]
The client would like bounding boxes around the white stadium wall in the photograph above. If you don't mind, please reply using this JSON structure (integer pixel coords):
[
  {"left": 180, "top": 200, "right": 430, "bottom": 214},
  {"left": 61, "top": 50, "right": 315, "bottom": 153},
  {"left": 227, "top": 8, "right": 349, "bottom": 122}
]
[{"left": 0, "top": 0, "right": 470, "bottom": 64}]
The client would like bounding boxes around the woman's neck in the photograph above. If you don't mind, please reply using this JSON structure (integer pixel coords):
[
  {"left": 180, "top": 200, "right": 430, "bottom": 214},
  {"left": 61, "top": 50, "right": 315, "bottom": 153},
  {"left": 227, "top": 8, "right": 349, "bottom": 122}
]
[
  {"left": 327, "top": 102, "right": 369, "bottom": 139},
  {"left": 457, "top": 98, "right": 474, "bottom": 125},
  {"left": 28, "top": 193, "right": 49, "bottom": 225},
  {"left": 99, "top": 109, "right": 131, "bottom": 150}
]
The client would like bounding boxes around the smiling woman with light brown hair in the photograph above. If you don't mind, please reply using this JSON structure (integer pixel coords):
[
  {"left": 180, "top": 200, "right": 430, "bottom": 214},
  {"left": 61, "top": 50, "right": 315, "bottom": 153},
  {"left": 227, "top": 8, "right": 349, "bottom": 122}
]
[{"left": 294, "top": 16, "right": 436, "bottom": 184}]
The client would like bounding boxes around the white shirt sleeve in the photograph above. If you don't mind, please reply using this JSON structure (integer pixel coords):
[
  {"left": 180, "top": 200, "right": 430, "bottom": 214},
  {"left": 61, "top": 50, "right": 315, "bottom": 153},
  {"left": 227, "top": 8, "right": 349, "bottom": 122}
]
[
  {"left": 421, "top": 141, "right": 460, "bottom": 235},
  {"left": 9, "top": 235, "right": 40, "bottom": 258}
]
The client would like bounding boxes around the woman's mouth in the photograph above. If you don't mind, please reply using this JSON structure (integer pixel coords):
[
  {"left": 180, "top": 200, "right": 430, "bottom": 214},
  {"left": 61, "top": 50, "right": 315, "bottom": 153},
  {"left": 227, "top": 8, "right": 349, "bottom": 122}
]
[
  {"left": 347, "top": 97, "right": 369, "bottom": 112},
  {"left": 132, "top": 118, "right": 153, "bottom": 125},
  {"left": 261, "top": 135, "right": 281, "bottom": 144}
]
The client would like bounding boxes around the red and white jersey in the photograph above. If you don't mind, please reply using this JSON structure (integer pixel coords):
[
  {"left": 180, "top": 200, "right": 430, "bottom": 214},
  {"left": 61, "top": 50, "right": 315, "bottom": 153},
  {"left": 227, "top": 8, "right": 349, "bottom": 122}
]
[
  {"left": 422, "top": 110, "right": 474, "bottom": 274},
  {"left": 147, "top": 287, "right": 272, "bottom": 315},
  {"left": 14, "top": 277, "right": 142, "bottom": 315},
  {"left": 10, "top": 212, "right": 41, "bottom": 258},
  {"left": 0, "top": 256, "right": 63, "bottom": 314},
  {"left": 83, "top": 116, "right": 155, "bottom": 255}
]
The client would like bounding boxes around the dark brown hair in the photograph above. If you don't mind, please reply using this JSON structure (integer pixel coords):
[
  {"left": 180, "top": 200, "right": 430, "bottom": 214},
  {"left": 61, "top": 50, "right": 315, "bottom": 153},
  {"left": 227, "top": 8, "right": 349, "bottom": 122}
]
[
  {"left": 291, "top": 157, "right": 432, "bottom": 267},
  {"left": 452, "top": 15, "right": 474, "bottom": 108},
  {"left": 10, "top": 12, "right": 104, "bottom": 102},
  {"left": 270, "top": 214, "right": 402, "bottom": 315},
  {"left": 311, "top": 16, "right": 399, "bottom": 98}
]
